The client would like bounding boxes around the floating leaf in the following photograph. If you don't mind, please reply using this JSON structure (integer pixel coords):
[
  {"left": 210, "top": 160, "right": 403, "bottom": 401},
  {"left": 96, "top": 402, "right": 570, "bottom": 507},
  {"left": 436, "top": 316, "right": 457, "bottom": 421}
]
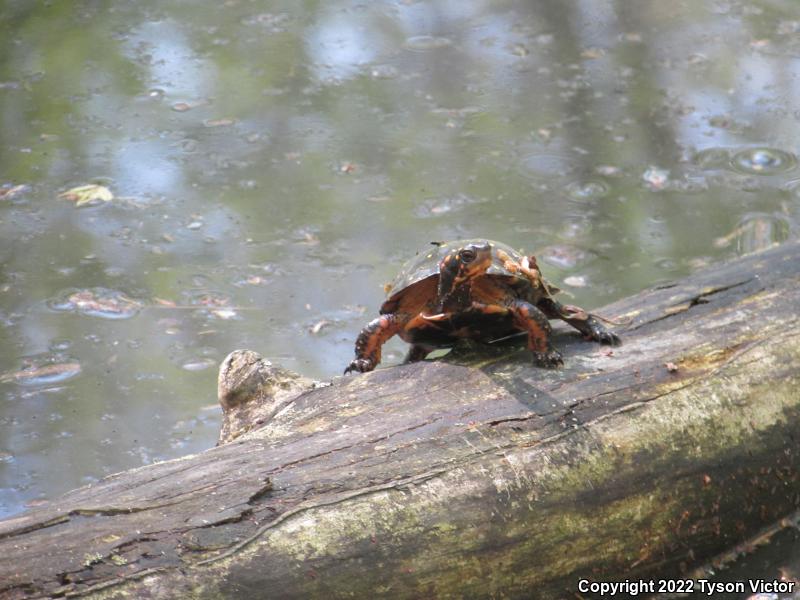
[
  {"left": 48, "top": 288, "right": 142, "bottom": 319},
  {"left": 59, "top": 184, "right": 114, "bottom": 207},
  {"left": 1, "top": 362, "right": 82, "bottom": 385}
]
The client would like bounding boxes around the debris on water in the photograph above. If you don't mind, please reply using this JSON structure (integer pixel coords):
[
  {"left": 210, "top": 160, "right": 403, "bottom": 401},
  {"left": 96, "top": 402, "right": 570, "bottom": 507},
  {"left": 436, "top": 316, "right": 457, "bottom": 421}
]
[
  {"left": 403, "top": 36, "right": 452, "bottom": 51},
  {"left": 580, "top": 47, "right": 605, "bottom": 59},
  {"left": 595, "top": 165, "right": 622, "bottom": 177},
  {"left": 308, "top": 319, "right": 331, "bottom": 334},
  {"left": 642, "top": 166, "right": 670, "bottom": 190},
  {"left": 0, "top": 183, "right": 29, "bottom": 200},
  {"left": 295, "top": 230, "right": 320, "bottom": 245},
  {"left": 48, "top": 288, "right": 142, "bottom": 319},
  {"left": 183, "top": 291, "right": 239, "bottom": 320},
  {"left": 171, "top": 99, "right": 209, "bottom": 112},
  {"left": 1, "top": 355, "right": 82, "bottom": 386},
  {"left": 203, "top": 118, "right": 236, "bottom": 128},
  {"left": 510, "top": 43, "right": 529, "bottom": 57},
  {"left": 59, "top": 184, "right": 114, "bottom": 207},
  {"left": 181, "top": 358, "right": 217, "bottom": 371},
  {"left": 563, "top": 275, "right": 588, "bottom": 287}
]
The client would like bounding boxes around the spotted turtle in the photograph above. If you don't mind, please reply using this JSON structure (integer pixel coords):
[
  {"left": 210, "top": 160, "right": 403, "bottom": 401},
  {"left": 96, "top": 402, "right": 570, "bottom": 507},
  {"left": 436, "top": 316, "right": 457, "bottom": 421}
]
[{"left": 344, "top": 239, "right": 619, "bottom": 373}]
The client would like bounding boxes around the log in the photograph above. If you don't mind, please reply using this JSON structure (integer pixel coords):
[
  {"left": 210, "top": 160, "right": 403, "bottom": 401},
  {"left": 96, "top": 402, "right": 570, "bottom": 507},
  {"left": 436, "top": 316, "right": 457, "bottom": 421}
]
[{"left": 1, "top": 240, "right": 799, "bottom": 600}]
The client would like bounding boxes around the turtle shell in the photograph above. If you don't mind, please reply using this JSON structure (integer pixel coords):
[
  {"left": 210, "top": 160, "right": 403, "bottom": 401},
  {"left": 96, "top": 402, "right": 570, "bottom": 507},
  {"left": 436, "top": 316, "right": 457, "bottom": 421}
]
[{"left": 380, "top": 239, "right": 556, "bottom": 314}]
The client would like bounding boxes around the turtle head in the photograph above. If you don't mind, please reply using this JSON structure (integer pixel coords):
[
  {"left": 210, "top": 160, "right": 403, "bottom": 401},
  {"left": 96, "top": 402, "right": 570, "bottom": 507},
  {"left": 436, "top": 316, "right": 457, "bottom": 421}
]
[{"left": 436, "top": 241, "right": 493, "bottom": 308}]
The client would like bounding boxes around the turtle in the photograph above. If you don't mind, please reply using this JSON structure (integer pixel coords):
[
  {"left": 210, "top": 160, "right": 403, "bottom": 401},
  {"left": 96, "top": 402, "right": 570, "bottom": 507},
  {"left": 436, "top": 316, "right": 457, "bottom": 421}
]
[{"left": 344, "top": 239, "right": 619, "bottom": 374}]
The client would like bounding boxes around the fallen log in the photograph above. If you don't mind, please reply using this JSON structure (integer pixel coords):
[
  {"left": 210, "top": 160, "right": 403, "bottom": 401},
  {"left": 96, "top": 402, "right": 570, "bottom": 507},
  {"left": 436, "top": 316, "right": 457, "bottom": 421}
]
[{"left": 1, "top": 240, "right": 799, "bottom": 600}]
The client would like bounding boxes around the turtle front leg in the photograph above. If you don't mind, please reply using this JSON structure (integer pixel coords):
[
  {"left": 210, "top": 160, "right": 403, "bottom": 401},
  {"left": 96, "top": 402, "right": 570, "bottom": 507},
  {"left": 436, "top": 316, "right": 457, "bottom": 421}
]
[
  {"left": 538, "top": 298, "right": 621, "bottom": 346},
  {"left": 473, "top": 300, "right": 563, "bottom": 367},
  {"left": 344, "top": 314, "right": 402, "bottom": 374}
]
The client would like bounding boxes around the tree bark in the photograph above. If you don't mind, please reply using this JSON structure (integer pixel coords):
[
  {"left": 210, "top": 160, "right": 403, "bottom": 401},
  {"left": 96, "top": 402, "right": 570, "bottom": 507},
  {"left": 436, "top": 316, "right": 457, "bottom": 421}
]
[{"left": 1, "top": 241, "right": 799, "bottom": 600}]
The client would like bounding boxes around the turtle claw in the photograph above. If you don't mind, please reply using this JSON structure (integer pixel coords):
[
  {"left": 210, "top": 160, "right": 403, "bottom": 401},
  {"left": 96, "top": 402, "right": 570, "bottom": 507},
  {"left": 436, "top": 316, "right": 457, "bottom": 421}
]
[
  {"left": 532, "top": 349, "right": 563, "bottom": 368},
  {"left": 585, "top": 317, "right": 621, "bottom": 346},
  {"left": 344, "top": 358, "right": 375, "bottom": 375},
  {"left": 595, "top": 330, "right": 621, "bottom": 346}
]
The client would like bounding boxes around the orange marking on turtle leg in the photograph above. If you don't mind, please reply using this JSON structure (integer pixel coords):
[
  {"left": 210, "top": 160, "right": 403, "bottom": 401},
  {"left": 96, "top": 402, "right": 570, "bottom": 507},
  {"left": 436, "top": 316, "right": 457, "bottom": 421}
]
[
  {"left": 507, "top": 300, "right": 552, "bottom": 352},
  {"left": 357, "top": 315, "right": 401, "bottom": 362},
  {"left": 345, "top": 314, "right": 402, "bottom": 373}
]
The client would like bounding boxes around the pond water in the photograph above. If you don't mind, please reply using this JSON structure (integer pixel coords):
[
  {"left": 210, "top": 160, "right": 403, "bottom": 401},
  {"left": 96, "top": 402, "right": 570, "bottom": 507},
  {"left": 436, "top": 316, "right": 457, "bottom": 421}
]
[{"left": 0, "top": 0, "right": 798, "bottom": 588}]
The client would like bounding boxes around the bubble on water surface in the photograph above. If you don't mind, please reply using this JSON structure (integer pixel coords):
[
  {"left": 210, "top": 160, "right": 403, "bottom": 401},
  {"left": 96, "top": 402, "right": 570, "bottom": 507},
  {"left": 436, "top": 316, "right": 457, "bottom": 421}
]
[
  {"left": 565, "top": 180, "right": 609, "bottom": 200},
  {"left": 729, "top": 148, "right": 796, "bottom": 175}
]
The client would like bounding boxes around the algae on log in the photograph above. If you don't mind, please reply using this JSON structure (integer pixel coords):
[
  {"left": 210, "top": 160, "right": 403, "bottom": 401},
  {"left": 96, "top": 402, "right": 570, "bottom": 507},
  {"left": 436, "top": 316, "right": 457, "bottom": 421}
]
[{"left": 1, "top": 241, "right": 799, "bottom": 600}]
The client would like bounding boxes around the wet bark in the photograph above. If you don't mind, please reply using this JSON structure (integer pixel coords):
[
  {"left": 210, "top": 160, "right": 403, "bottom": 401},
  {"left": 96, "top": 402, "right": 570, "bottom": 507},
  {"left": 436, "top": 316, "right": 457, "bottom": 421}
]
[{"left": 1, "top": 241, "right": 799, "bottom": 600}]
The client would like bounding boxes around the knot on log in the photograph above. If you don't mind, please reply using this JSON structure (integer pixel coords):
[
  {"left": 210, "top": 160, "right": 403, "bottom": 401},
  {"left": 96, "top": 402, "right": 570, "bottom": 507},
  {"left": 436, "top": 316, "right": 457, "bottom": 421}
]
[{"left": 217, "top": 349, "right": 313, "bottom": 445}]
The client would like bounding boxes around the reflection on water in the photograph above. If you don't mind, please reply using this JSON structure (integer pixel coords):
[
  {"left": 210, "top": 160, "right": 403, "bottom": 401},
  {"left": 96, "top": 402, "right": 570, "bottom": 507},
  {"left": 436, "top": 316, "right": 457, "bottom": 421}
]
[{"left": 0, "top": 3, "right": 798, "bottom": 572}]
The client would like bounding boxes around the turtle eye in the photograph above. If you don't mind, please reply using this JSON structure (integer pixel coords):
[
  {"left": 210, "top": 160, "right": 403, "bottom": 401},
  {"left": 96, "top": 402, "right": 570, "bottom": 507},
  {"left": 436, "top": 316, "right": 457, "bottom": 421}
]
[{"left": 459, "top": 249, "right": 476, "bottom": 263}]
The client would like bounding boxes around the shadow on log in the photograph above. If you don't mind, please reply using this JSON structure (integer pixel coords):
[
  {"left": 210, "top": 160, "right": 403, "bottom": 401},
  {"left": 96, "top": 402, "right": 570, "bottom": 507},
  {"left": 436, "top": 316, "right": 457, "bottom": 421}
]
[{"left": 1, "top": 241, "right": 800, "bottom": 599}]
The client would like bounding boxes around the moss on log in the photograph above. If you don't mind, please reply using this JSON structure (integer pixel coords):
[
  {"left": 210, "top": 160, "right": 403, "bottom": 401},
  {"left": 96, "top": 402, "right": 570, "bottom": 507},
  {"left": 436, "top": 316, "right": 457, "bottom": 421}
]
[{"left": 1, "top": 241, "right": 799, "bottom": 599}]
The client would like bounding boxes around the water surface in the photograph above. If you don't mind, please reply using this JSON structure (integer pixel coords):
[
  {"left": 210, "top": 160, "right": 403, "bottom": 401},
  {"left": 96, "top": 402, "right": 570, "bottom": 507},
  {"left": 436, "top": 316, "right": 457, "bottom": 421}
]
[{"left": 0, "top": 8, "right": 797, "bottom": 579}]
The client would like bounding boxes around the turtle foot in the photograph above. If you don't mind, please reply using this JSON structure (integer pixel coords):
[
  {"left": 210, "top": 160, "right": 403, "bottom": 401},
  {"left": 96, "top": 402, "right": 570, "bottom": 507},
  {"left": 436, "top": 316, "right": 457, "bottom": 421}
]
[
  {"left": 585, "top": 317, "right": 621, "bottom": 346},
  {"left": 344, "top": 358, "right": 376, "bottom": 375},
  {"left": 532, "top": 349, "right": 564, "bottom": 368}
]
